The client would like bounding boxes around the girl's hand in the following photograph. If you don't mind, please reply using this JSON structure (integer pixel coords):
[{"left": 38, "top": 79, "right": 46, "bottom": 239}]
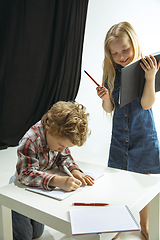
[
  {"left": 71, "top": 169, "right": 95, "bottom": 186},
  {"left": 140, "top": 55, "right": 160, "bottom": 81},
  {"left": 96, "top": 86, "right": 110, "bottom": 101},
  {"left": 97, "top": 86, "right": 113, "bottom": 113},
  {"left": 49, "top": 175, "right": 82, "bottom": 192}
]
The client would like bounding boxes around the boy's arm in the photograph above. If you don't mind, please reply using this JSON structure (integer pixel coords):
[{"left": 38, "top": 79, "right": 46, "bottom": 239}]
[
  {"left": 57, "top": 149, "right": 94, "bottom": 186},
  {"left": 48, "top": 174, "right": 82, "bottom": 191},
  {"left": 17, "top": 139, "right": 82, "bottom": 191},
  {"left": 57, "top": 148, "right": 81, "bottom": 172},
  {"left": 17, "top": 138, "right": 54, "bottom": 190}
]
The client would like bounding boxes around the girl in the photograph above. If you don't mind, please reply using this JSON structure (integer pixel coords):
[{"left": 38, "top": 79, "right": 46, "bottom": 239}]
[{"left": 96, "top": 22, "right": 160, "bottom": 240}]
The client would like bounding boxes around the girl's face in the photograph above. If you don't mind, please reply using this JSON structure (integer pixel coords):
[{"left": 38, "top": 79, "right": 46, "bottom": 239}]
[
  {"left": 109, "top": 38, "right": 134, "bottom": 67},
  {"left": 46, "top": 132, "right": 74, "bottom": 152}
]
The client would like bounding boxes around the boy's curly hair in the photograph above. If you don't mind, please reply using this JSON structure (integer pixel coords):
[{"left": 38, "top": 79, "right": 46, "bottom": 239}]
[{"left": 41, "top": 101, "right": 90, "bottom": 147}]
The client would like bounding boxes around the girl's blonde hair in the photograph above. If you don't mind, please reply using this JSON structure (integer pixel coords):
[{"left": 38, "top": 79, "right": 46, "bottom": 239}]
[
  {"left": 102, "top": 22, "right": 143, "bottom": 105},
  {"left": 41, "top": 101, "right": 90, "bottom": 147}
]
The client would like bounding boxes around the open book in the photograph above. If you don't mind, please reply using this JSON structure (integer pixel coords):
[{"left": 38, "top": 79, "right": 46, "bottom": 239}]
[
  {"left": 120, "top": 51, "right": 160, "bottom": 107},
  {"left": 26, "top": 169, "right": 104, "bottom": 201},
  {"left": 70, "top": 205, "right": 140, "bottom": 235}
]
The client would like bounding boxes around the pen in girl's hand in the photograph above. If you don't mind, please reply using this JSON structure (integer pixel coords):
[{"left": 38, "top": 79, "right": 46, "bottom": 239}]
[
  {"left": 73, "top": 202, "right": 109, "bottom": 206},
  {"left": 84, "top": 70, "right": 100, "bottom": 87},
  {"left": 64, "top": 166, "right": 74, "bottom": 177}
]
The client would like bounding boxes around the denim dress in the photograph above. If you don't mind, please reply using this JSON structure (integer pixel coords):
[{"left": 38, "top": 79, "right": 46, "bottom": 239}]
[{"left": 105, "top": 67, "right": 160, "bottom": 174}]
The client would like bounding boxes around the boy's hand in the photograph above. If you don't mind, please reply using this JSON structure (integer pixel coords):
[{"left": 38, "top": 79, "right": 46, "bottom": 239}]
[
  {"left": 49, "top": 175, "right": 82, "bottom": 192},
  {"left": 140, "top": 55, "right": 160, "bottom": 82},
  {"left": 71, "top": 169, "right": 95, "bottom": 186},
  {"left": 96, "top": 86, "right": 110, "bottom": 101}
]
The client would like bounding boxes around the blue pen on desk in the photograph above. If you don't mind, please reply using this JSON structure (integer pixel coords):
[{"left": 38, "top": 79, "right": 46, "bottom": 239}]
[{"left": 64, "top": 166, "right": 74, "bottom": 177}]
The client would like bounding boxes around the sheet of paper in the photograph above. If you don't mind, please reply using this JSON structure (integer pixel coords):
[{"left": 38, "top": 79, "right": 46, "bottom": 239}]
[
  {"left": 26, "top": 185, "right": 79, "bottom": 201},
  {"left": 70, "top": 205, "right": 140, "bottom": 235},
  {"left": 26, "top": 170, "right": 104, "bottom": 201}
]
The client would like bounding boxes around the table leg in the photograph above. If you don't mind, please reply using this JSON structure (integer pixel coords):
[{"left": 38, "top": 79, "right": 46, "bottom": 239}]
[
  {"left": 0, "top": 205, "right": 13, "bottom": 240},
  {"left": 149, "top": 193, "right": 160, "bottom": 240},
  {"left": 73, "top": 233, "right": 116, "bottom": 240},
  {"left": 74, "top": 234, "right": 101, "bottom": 240},
  {"left": 100, "top": 232, "right": 118, "bottom": 240}
]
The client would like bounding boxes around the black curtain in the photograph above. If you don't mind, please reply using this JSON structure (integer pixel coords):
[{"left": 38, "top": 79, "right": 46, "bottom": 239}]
[{"left": 0, "top": 0, "right": 89, "bottom": 149}]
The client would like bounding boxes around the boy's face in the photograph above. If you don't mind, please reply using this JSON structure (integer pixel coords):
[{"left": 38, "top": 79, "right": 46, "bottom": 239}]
[
  {"left": 109, "top": 38, "right": 134, "bottom": 67},
  {"left": 46, "top": 132, "right": 74, "bottom": 152}
]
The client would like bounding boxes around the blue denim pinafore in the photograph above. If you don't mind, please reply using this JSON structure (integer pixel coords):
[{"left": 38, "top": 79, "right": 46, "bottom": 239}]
[{"left": 105, "top": 68, "right": 160, "bottom": 174}]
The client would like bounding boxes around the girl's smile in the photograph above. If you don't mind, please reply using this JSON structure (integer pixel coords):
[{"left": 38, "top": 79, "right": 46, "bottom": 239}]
[{"left": 120, "top": 57, "right": 129, "bottom": 64}]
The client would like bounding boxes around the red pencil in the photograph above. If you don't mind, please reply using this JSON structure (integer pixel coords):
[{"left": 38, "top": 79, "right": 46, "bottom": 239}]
[
  {"left": 84, "top": 70, "right": 100, "bottom": 87},
  {"left": 73, "top": 203, "right": 109, "bottom": 206}
]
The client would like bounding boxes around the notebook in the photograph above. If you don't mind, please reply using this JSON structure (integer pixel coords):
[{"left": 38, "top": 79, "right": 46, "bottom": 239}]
[
  {"left": 120, "top": 51, "right": 160, "bottom": 107},
  {"left": 70, "top": 205, "right": 140, "bottom": 235},
  {"left": 26, "top": 169, "right": 104, "bottom": 201}
]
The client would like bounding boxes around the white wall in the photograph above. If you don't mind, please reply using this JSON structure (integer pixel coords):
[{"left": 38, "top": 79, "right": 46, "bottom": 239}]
[{"left": 71, "top": 0, "right": 160, "bottom": 166}]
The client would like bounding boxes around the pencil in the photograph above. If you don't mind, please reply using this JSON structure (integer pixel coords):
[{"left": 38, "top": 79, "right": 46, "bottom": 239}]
[
  {"left": 84, "top": 70, "right": 100, "bottom": 87},
  {"left": 64, "top": 166, "right": 74, "bottom": 177}
]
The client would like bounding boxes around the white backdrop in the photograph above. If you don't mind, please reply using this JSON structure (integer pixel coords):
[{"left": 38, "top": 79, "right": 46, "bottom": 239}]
[{"left": 71, "top": 0, "right": 160, "bottom": 166}]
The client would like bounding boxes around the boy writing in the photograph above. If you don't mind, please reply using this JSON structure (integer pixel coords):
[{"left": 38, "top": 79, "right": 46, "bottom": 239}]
[{"left": 10, "top": 101, "right": 94, "bottom": 240}]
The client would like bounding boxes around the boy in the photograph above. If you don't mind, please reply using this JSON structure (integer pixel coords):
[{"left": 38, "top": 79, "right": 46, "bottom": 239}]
[{"left": 10, "top": 101, "right": 94, "bottom": 240}]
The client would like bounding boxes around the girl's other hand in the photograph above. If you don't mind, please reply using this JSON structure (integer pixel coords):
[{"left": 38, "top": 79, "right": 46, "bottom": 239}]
[
  {"left": 71, "top": 169, "right": 95, "bottom": 186},
  {"left": 140, "top": 55, "right": 160, "bottom": 81},
  {"left": 96, "top": 86, "right": 110, "bottom": 101}
]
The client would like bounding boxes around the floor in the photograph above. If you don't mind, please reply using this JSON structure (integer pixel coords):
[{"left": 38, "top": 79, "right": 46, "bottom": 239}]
[{"left": 0, "top": 147, "right": 146, "bottom": 240}]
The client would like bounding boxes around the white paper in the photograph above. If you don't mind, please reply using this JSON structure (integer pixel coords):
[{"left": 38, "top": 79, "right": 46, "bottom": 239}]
[
  {"left": 26, "top": 170, "right": 104, "bottom": 201},
  {"left": 70, "top": 205, "right": 140, "bottom": 235}
]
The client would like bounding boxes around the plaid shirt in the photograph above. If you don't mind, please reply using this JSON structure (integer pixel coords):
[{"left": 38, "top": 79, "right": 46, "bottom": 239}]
[{"left": 16, "top": 120, "right": 80, "bottom": 190}]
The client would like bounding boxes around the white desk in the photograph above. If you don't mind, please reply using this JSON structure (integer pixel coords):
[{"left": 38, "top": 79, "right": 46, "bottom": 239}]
[{"left": 0, "top": 161, "right": 160, "bottom": 240}]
